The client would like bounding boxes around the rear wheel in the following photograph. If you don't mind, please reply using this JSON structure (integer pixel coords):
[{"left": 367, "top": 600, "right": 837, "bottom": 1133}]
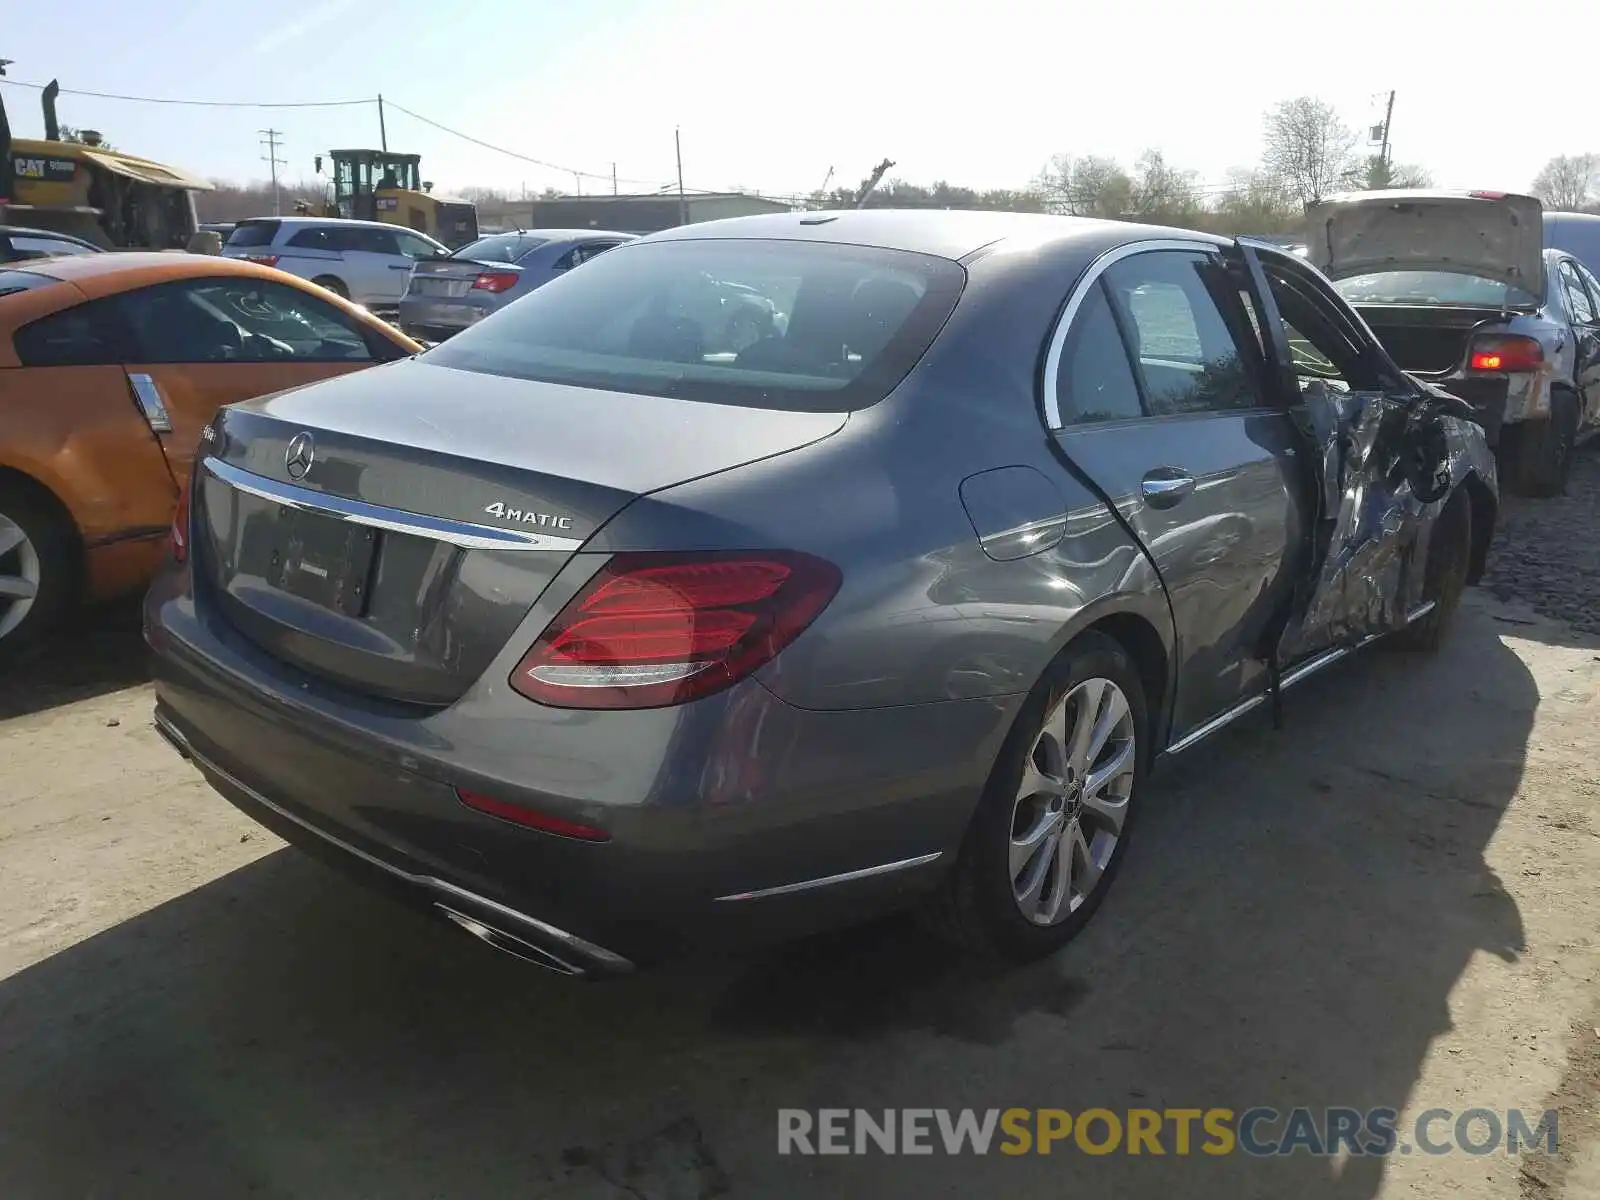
[
  {"left": 925, "top": 632, "right": 1146, "bottom": 962},
  {"left": 311, "top": 275, "right": 350, "bottom": 300},
  {"left": 1507, "top": 389, "right": 1578, "bottom": 497},
  {"left": 1389, "top": 491, "right": 1472, "bottom": 653},
  {"left": 0, "top": 487, "right": 78, "bottom": 662}
]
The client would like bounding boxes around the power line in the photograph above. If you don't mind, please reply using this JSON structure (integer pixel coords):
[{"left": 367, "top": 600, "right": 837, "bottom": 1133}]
[{"left": 0, "top": 77, "right": 372, "bottom": 108}]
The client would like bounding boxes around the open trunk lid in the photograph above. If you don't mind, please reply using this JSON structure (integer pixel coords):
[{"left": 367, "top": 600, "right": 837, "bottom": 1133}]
[
  {"left": 1305, "top": 190, "right": 1545, "bottom": 298},
  {"left": 192, "top": 359, "right": 845, "bottom": 705}
]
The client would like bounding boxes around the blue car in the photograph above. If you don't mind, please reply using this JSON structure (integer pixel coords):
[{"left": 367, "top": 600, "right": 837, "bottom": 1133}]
[{"left": 397, "top": 229, "right": 636, "bottom": 342}]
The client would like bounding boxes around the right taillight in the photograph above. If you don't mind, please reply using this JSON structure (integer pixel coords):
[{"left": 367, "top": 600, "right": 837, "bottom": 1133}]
[
  {"left": 510, "top": 551, "right": 841, "bottom": 710},
  {"left": 1468, "top": 334, "right": 1544, "bottom": 373},
  {"left": 245, "top": 254, "right": 280, "bottom": 268},
  {"left": 471, "top": 271, "right": 519, "bottom": 293},
  {"left": 170, "top": 474, "right": 193, "bottom": 563}
]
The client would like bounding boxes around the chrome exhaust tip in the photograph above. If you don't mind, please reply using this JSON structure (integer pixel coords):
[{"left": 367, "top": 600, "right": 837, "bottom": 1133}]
[{"left": 435, "top": 905, "right": 587, "bottom": 976}]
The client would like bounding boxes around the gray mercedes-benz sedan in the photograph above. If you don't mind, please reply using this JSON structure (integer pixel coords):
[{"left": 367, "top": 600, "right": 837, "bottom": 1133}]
[{"left": 145, "top": 210, "right": 1499, "bottom": 977}]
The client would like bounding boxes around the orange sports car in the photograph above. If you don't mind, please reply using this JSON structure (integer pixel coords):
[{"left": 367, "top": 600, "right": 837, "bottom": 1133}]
[{"left": 0, "top": 252, "right": 420, "bottom": 657}]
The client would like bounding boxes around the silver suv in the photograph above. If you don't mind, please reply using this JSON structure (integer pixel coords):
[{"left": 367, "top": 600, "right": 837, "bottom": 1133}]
[{"left": 222, "top": 216, "right": 448, "bottom": 310}]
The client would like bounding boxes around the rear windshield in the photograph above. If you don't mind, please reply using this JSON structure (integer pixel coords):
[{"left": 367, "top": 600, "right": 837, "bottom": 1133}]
[
  {"left": 452, "top": 233, "right": 549, "bottom": 263},
  {"left": 1335, "top": 270, "right": 1538, "bottom": 309},
  {"left": 226, "top": 221, "right": 280, "bottom": 248},
  {"left": 0, "top": 268, "right": 61, "bottom": 299},
  {"left": 423, "top": 237, "right": 965, "bottom": 411}
]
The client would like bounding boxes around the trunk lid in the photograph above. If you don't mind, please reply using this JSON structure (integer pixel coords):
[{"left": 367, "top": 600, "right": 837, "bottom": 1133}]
[
  {"left": 193, "top": 358, "right": 846, "bottom": 705},
  {"left": 1305, "top": 190, "right": 1545, "bottom": 297},
  {"left": 407, "top": 258, "right": 517, "bottom": 300}
]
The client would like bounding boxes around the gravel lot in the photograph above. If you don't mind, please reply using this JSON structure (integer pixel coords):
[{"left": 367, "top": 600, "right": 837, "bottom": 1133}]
[{"left": 3, "top": 459, "right": 1600, "bottom": 1200}]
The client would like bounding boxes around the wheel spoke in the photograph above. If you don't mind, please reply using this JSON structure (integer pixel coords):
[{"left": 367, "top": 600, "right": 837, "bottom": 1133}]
[
  {"left": 1041, "top": 832, "right": 1072, "bottom": 924},
  {"left": 1067, "top": 679, "right": 1106, "bottom": 773},
  {"left": 0, "top": 519, "right": 25, "bottom": 559},
  {"left": 1085, "top": 687, "right": 1130, "bottom": 768},
  {"left": 1010, "top": 809, "right": 1061, "bottom": 879},
  {"left": 1013, "top": 824, "right": 1061, "bottom": 916},
  {"left": 1069, "top": 821, "right": 1102, "bottom": 898},
  {"left": 1084, "top": 738, "right": 1135, "bottom": 805},
  {"left": 0, "top": 575, "right": 38, "bottom": 600}
]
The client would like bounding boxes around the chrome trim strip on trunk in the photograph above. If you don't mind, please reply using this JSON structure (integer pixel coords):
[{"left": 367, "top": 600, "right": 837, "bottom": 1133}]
[
  {"left": 153, "top": 713, "right": 633, "bottom": 974},
  {"left": 1164, "top": 600, "right": 1438, "bottom": 757},
  {"left": 714, "top": 852, "right": 944, "bottom": 902},
  {"left": 201, "top": 457, "right": 585, "bottom": 553}
]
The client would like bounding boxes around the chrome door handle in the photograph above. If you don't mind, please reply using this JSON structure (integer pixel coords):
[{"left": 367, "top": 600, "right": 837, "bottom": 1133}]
[
  {"left": 127, "top": 372, "right": 173, "bottom": 433},
  {"left": 1140, "top": 470, "right": 1196, "bottom": 508}
]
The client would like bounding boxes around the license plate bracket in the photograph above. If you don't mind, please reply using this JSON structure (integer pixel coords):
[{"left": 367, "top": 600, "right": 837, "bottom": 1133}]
[{"left": 269, "top": 507, "right": 378, "bottom": 617}]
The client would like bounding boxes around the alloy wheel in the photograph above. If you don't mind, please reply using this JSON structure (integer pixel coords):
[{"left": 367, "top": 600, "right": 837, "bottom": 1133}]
[
  {"left": 1009, "top": 677, "right": 1137, "bottom": 926},
  {"left": 0, "top": 511, "right": 42, "bottom": 642}
]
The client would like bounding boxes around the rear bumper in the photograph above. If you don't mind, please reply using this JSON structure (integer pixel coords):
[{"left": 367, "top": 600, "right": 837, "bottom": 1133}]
[
  {"left": 144, "top": 579, "right": 1015, "bottom": 969},
  {"left": 396, "top": 297, "right": 492, "bottom": 338}
]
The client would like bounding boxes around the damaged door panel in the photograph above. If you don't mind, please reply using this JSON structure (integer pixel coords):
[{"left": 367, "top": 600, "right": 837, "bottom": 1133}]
[{"left": 1234, "top": 242, "right": 1499, "bottom": 675}]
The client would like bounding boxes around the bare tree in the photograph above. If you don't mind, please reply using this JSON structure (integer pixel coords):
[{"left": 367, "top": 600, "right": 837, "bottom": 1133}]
[
  {"left": 1035, "top": 153, "right": 1135, "bottom": 217},
  {"left": 1130, "top": 149, "right": 1200, "bottom": 221},
  {"left": 1531, "top": 154, "right": 1600, "bottom": 211},
  {"left": 1213, "top": 166, "right": 1299, "bottom": 235},
  {"left": 1361, "top": 155, "right": 1433, "bottom": 190},
  {"left": 1261, "top": 97, "right": 1358, "bottom": 208}
]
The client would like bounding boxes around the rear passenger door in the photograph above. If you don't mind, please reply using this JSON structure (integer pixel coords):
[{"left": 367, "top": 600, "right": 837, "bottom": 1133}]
[
  {"left": 344, "top": 227, "right": 409, "bottom": 305},
  {"left": 1049, "top": 246, "right": 1308, "bottom": 741},
  {"left": 1558, "top": 258, "right": 1600, "bottom": 427}
]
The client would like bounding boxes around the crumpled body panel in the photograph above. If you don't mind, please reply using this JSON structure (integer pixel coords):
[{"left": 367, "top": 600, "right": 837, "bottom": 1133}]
[{"left": 1275, "top": 382, "right": 1497, "bottom": 665}]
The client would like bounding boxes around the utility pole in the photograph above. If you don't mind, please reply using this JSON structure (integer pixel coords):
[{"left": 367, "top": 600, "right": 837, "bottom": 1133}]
[
  {"left": 377, "top": 93, "right": 388, "bottom": 153},
  {"left": 612, "top": 162, "right": 618, "bottom": 196},
  {"left": 259, "top": 129, "right": 286, "bottom": 216},
  {"left": 1378, "top": 90, "right": 1395, "bottom": 171},
  {"left": 675, "top": 127, "right": 687, "bottom": 226}
]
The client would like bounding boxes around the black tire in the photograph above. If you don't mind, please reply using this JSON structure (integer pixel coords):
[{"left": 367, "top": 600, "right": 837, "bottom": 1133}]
[
  {"left": 1507, "top": 390, "right": 1578, "bottom": 497},
  {"left": 923, "top": 631, "right": 1149, "bottom": 963},
  {"left": 0, "top": 484, "right": 80, "bottom": 664},
  {"left": 1388, "top": 491, "right": 1472, "bottom": 653},
  {"left": 311, "top": 275, "right": 350, "bottom": 300}
]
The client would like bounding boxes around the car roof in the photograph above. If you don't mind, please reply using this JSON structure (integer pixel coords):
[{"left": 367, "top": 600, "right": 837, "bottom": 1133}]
[
  {"left": 646, "top": 208, "right": 1228, "bottom": 262},
  {"left": 15, "top": 251, "right": 316, "bottom": 293},
  {"left": 475, "top": 228, "right": 636, "bottom": 242},
  {"left": 1, "top": 225, "right": 101, "bottom": 249},
  {"left": 239, "top": 215, "right": 419, "bottom": 232}
]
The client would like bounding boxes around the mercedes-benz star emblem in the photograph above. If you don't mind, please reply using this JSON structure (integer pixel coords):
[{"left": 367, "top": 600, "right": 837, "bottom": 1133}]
[{"left": 285, "top": 432, "right": 315, "bottom": 480}]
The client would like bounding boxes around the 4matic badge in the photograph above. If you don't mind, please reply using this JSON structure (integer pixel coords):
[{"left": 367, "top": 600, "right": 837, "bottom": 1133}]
[{"left": 483, "top": 501, "right": 574, "bottom": 530}]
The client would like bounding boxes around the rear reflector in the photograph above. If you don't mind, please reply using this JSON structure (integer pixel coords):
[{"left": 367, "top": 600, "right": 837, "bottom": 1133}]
[
  {"left": 456, "top": 788, "right": 610, "bottom": 841},
  {"left": 472, "top": 271, "right": 519, "bottom": 293},
  {"left": 1468, "top": 334, "right": 1543, "bottom": 373},
  {"left": 510, "top": 551, "right": 841, "bottom": 709}
]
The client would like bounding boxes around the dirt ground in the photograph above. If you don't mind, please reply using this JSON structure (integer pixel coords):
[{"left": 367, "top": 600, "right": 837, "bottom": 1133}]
[{"left": 4, "top": 469, "right": 1600, "bottom": 1200}]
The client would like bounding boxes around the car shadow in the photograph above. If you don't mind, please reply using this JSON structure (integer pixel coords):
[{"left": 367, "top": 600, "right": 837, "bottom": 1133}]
[
  {"left": 0, "top": 597, "right": 1536, "bottom": 1199},
  {"left": 0, "top": 602, "right": 150, "bottom": 721}
]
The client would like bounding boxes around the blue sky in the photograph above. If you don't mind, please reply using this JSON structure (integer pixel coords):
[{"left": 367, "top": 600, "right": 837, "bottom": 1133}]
[{"left": 3, "top": 0, "right": 1595, "bottom": 200}]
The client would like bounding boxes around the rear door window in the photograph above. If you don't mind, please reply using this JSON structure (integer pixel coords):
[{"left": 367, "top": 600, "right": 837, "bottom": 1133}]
[
  {"left": 226, "top": 221, "right": 280, "bottom": 249},
  {"left": 1102, "top": 251, "right": 1265, "bottom": 415},
  {"left": 354, "top": 227, "right": 401, "bottom": 256},
  {"left": 423, "top": 238, "right": 966, "bottom": 412},
  {"left": 1055, "top": 284, "right": 1144, "bottom": 425},
  {"left": 286, "top": 227, "right": 337, "bottom": 251},
  {"left": 1559, "top": 259, "right": 1598, "bottom": 325},
  {"left": 14, "top": 298, "right": 136, "bottom": 366}
]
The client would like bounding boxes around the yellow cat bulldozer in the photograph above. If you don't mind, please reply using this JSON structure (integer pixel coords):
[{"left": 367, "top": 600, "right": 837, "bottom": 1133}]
[
  {"left": 306, "top": 149, "right": 478, "bottom": 249},
  {"left": 0, "top": 78, "right": 212, "bottom": 249}
]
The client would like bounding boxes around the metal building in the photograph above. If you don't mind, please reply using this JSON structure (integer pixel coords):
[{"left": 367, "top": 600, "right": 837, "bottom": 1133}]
[{"left": 520, "top": 192, "right": 795, "bottom": 235}]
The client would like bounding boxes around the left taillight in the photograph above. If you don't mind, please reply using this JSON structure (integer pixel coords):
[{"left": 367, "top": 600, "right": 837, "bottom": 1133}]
[
  {"left": 1467, "top": 333, "right": 1544, "bottom": 373},
  {"left": 170, "top": 474, "right": 193, "bottom": 563},
  {"left": 509, "top": 551, "right": 841, "bottom": 710},
  {"left": 471, "top": 270, "right": 519, "bottom": 293}
]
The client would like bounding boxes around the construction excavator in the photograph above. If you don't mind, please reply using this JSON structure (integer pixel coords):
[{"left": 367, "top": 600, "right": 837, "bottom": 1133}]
[
  {"left": 0, "top": 69, "right": 213, "bottom": 249},
  {"left": 301, "top": 148, "right": 478, "bottom": 249}
]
